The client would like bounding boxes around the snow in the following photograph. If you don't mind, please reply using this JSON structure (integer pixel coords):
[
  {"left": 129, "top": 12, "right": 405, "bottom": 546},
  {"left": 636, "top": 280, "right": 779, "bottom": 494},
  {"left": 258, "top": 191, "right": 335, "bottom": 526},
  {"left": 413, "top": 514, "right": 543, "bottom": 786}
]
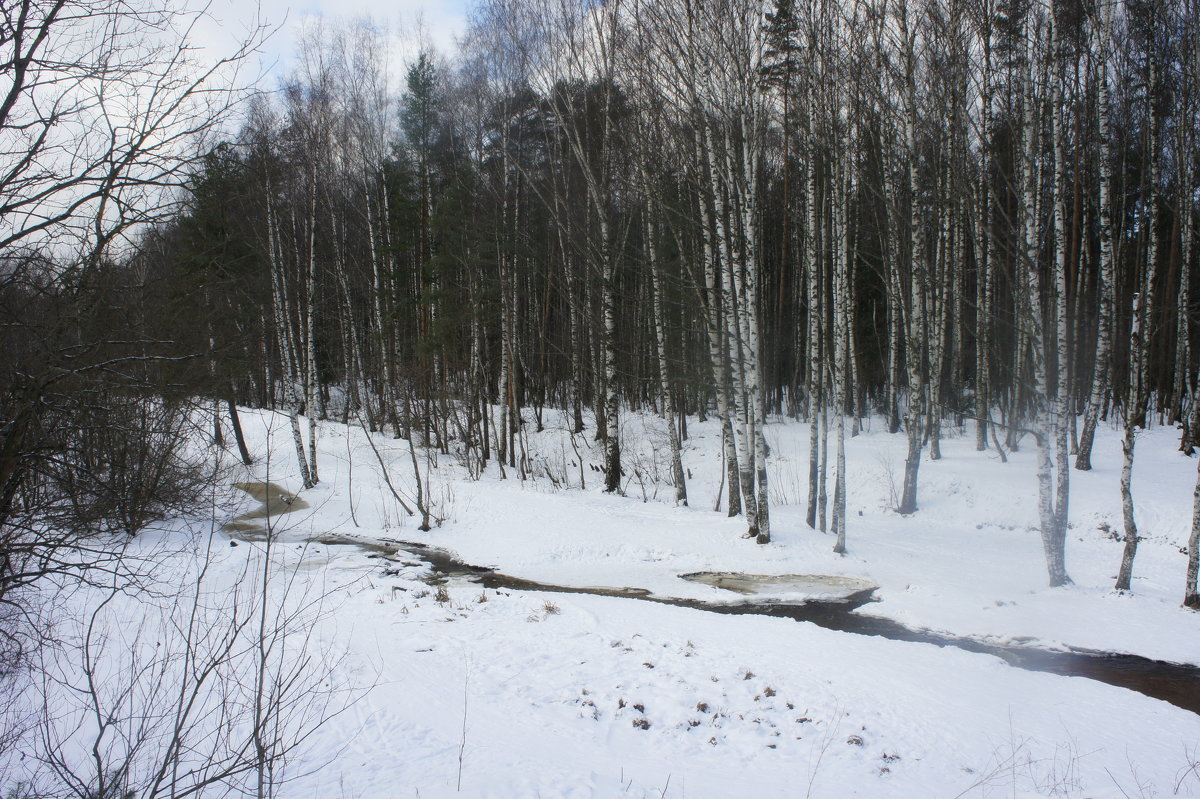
[{"left": 14, "top": 407, "right": 1200, "bottom": 798}]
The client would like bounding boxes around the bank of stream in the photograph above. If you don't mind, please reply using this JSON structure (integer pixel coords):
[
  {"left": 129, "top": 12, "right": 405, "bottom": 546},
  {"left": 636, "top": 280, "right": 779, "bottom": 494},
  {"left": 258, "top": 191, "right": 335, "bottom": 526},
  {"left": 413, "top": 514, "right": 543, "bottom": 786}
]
[
  {"left": 228, "top": 482, "right": 1200, "bottom": 717},
  {"left": 346, "top": 536, "right": 1200, "bottom": 716}
]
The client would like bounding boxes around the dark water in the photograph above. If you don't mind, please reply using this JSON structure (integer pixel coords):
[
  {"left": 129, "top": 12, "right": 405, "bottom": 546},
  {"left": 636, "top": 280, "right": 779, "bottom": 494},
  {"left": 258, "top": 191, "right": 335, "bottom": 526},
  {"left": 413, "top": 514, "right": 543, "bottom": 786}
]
[{"left": 374, "top": 539, "right": 1200, "bottom": 717}]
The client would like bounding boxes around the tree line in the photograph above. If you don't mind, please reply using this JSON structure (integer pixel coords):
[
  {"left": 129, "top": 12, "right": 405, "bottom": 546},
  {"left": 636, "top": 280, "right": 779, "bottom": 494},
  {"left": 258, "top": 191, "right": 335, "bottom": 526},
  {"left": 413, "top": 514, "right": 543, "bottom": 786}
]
[
  {"left": 5, "top": 0, "right": 1200, "bottom": 612},
  {"left": 146, "top": 0, "right": 1197, "bottom": 600}
]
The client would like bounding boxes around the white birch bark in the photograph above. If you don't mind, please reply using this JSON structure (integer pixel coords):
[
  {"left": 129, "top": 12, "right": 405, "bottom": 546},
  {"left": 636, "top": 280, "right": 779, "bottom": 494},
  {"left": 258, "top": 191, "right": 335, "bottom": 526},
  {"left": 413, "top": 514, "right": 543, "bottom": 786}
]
[
  {"left": 928, "top": 188, "right": 950, "bottom": 462},
  {"left": 1182, "top": 130, "right": 1197, "bottom": 449},
  {"left": 736, "top": 110, "right": 770, "bottom": 543},
  {"left": 818, "top": 391, "right": 829, "bottom": 532},
  {"left": 974, "top": 23, "right": 994, "bottom": 452},
  {"left": 1023, "top": 16, "right": 1070, "bottom": 587},
  {"left": 846, "top": 187, "right": 863, "bottom": 438},
  {"left": 599, "top": 210, "right": 621, "bottom": 494},
  {"left": 364, "top": 187, "right": 390, "bottom": 429},
  {"left": 1076, "top": 0, "right": 1116, "bottom": 471},
  {"left": 886, "top": 221, "right": 903, "bottom": 435},
  {"left": 266, "top": 190, "right": 312, "bottom": 490},
  {"left": 1115, "top": 45, "right": 1161, "bottom": 591},
  {"left": 1051, "top": 16, "right": 1071, "bottom": 542},
  {"left": 1186, "top": 447, "right": 1200, "bottom": 607},
  {"left": 705, "top": 221, "right": 742, "bottom": 516},
  {"left": 704, "top": 121, "right": 758, "bottom": 531},
  {"left": 645, "top": 201, "right": 688, "bottom": 506},
  {"left": 897, "top": 0, "right": 927, "bottom": 515},
  {"left": 496, "top": 147, "right": 513, "bottom": 472},
  {"left": 303, "top": 181, "right": 320, "bottom": 485},
  {"left": 694, "top": 131, "right": 742, "bottom": 516},
  {"left": 804, "top": 92, "right": 824, "bottom": 528},
  {"left": 1179, "top": 1, "right": 1199, "bottom": 449},
  {"left": 722, "top": 119, "right": 769, "bottom": 541},
  {"left": 1174, "top": 141, "right": 1193, "bottom": 426},
  {"left": 832, "top": 135, "right": 850, "bottom": 554},
  {"left": 1115, "top": 296, "right": 1142, "bottom": 592}
]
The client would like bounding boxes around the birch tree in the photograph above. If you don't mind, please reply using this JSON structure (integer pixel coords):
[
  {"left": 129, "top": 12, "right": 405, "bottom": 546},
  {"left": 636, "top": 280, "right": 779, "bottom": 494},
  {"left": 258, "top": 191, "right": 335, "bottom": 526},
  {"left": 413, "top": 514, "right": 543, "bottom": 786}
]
[
  {"left": 1114, "top": 0, "right": 1163, "bottom": 592},
  {"left": 1075, "top": 0, "right": 1116, "bottom": 472},
  {"left": 896, "top": 0, "right": 930, "bottom": 515},
  {"left": 1021, "top": 7, "right": 1071, "bottom": 587}
]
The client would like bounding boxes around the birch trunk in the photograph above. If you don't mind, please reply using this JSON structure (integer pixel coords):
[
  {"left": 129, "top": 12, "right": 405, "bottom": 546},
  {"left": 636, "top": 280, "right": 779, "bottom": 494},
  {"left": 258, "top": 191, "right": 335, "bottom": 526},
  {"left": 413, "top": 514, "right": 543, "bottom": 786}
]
[
  {"left": 1186, "top": 443, "right": 1200, "bottom": 607},
  {"left": 1051, "top": 23, "right": 1071, "bottom": 540},
  {"left": 975, "top": 29, "right": 993, "bottom": 452},
  {"left": 1115, "top": 40, "right": 1161, "bottom": 591},
  {"left": 695, "top": 137, "right": 742, "bottom": 516},
  {"left": 600, "top": 215, "right": 622, "bottom": 494},
  {"left": 1116, "top": 409, "right": 1140, "bottom": 591},
  {"left": 1076, "top": 1, "right": 1115, "bottom": 471},
  {"left": 1024, "top": 18, "right": 1070, "bottom": 587},
  {"left": 832, "top": 147, "right": 850, "bottom": 554},
  {"left": 805, "top": 101, "right": 824, "bottom": 528},
  {"left": 705, "top": 122, "right": 757, "bottom": 530},
  {"left": 720, "top": 115, "right": 770, "bottom": 541},
  {"left": 898, "top": 1, "right": 927, "bottom": 515},
  {"left": 1182, "top": 180, "right": 1197, "bottom": 451},
  {"left": 645, "top": 210, "right": 688, "bottom": 506},
  {"left": 886, "top": 222, "right": 903, "bottom": 436},
  {"left": 928, "top": 193, "right": 951, "bottom": 462},
  {"left": 267, "top": 191, "right": 312, "bottom": 490},
  {"left": 1174, "top": 157, "right": 1193, "bottom": 428},
  {"left": 303, "top": 182, "right": 320, "bottom": 485},
  {"left": 737, "top": 111, "right": 770, "bottom": 544},
  {"left": 819, "top": 397, "right": 829, "bottom": 532},
  {"left": 497, "top": 160, "right": 512, "bottom": 472},
  {"left": 1175, "top": 19, "right": 1197, "bottom": 444},
  {"left": 847, "top": 211, "right": 863, "bottom": 438},
  {"left": 366, "top": 187, "right": 391, "bottom": 431}
]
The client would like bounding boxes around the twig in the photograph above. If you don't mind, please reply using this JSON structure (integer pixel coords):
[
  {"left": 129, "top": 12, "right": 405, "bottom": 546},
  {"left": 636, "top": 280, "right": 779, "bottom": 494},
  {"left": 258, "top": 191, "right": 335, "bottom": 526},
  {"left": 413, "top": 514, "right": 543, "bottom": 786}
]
[
  {"left": 354, "top": 411, "right": 415, "bottom": 516},
  {"left": 457, "top": 667, "right": 469, "bottom": 792}
]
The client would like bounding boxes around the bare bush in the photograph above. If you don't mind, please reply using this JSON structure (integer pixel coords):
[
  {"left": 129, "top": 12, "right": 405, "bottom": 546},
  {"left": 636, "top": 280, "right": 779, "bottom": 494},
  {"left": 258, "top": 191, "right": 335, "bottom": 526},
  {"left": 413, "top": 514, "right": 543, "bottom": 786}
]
[{"left": 3, "top": 528, "right": 351, "bottom": 799}]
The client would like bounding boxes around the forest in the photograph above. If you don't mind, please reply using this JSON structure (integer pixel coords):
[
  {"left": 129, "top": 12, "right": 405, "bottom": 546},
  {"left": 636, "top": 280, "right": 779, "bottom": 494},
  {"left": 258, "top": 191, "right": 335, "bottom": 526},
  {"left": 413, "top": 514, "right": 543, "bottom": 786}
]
[
  {"left": 3, "top": 0, "right": 1200, "bottom": 795},
  {"left": 144, "top": 0, "right": 1198, "bottom": 590}
]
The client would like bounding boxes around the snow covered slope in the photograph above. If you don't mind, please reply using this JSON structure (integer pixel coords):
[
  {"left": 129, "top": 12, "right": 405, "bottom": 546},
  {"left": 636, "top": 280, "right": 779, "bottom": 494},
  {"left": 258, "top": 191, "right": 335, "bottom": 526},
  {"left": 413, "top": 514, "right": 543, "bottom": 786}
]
[{"left": 176, "top": 408, "right": 1200, "bottom": 798}]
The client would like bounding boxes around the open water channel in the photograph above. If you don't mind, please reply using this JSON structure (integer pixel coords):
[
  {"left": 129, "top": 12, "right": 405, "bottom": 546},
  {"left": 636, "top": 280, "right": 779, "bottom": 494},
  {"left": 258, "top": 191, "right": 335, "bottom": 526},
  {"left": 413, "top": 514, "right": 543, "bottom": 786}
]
[{"left": 229, "top": 482, "right": 1200, "bottom": 717}]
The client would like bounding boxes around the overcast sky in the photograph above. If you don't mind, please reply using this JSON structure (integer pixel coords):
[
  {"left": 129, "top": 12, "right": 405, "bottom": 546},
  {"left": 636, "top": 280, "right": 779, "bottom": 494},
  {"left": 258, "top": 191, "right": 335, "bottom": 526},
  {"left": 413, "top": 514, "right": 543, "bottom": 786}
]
[{"left": 198, "top": 0, "right": 474, "bottom": 82}]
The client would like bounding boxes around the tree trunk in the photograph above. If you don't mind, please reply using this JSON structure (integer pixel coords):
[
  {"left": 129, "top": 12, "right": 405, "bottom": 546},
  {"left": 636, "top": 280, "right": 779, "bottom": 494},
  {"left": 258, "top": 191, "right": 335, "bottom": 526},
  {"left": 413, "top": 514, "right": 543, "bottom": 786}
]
[
  {"left": 1076, "top": 1, "right": 1115, "bottom": 471},
  {"left": 267, "top": 192, "right": 312, "bottom": 490},
  {"left": 645, "top": 209, "right": 688, "bottom": 506},
  {"left": 1187, "top": 411, "right": 1200, "bottom": 607},
  {"left": 1115, "top": 421, "right": 1139, "bottom": 591},
  {"left": 1025, "top": 16, "right": 1069, "bottom": 587},
  {"left": 805, "top": 111, "right": 824, "bottom": 528},
  {"left": 228, "top": 399, "right": 253, "bottom": 466},
  {"left": 695, "top": 150, "right": 743, "bottom": 516},
  {"left": 898, "top": 27, "right": 926, "bottom": 514},
  {"left": 832, "top": 149, "right": 850, "bottom": 554}
]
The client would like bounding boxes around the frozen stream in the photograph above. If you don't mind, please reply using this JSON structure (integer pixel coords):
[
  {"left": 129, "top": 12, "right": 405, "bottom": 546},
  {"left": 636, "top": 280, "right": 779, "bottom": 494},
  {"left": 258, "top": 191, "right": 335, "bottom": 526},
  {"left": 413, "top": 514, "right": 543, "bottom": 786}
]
[{"left": 228, "top": 482, "right": 1200, "bottom": 717}]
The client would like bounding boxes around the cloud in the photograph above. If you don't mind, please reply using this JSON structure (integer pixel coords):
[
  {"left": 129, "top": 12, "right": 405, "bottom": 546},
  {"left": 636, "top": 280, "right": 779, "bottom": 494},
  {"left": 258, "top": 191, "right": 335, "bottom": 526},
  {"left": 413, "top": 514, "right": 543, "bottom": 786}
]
[{"left": 195, "top": 0, "right": 471, "bottom": 80}]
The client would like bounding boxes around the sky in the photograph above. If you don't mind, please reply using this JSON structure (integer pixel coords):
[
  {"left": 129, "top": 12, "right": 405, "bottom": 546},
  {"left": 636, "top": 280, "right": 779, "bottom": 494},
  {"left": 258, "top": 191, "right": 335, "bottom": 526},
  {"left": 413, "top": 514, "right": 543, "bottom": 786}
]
[{"left": 197, "top": 0, "right": 474, "bottom": 82}]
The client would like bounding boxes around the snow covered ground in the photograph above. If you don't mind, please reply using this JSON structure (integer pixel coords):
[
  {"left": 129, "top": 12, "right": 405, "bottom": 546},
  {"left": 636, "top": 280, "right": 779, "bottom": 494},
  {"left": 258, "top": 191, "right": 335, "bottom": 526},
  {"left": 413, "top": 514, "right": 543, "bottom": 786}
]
[
  {"left": 259, "top": 407, "right": 1200, "bottom": 663},
  {"left": 25, "top": 408, "right": 1200, "bottom": 798}
]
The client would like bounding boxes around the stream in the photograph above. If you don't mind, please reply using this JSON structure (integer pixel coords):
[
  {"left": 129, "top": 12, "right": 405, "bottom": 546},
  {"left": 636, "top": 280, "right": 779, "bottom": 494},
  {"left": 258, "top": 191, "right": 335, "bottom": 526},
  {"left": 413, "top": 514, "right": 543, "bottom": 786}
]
[
  {"left": 404, "top": 542, "right": 1200, "bottom": 716},
  {"left": 229, "top": 482, "right": 1200, "bottom": 717}
]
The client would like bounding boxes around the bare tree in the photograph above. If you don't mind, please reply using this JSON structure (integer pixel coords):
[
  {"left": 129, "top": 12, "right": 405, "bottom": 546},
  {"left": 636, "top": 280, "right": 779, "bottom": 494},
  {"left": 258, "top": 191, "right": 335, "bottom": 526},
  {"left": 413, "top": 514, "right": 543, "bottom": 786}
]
[
  {"left": 0, "top": 0, "right": 265, "bottom": 603},
  {"left": 0, "top": 0, "right": 263, "bottom": 257},
  {"left": 11, "top": 508, "right": 348, "bottom": 799}
]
